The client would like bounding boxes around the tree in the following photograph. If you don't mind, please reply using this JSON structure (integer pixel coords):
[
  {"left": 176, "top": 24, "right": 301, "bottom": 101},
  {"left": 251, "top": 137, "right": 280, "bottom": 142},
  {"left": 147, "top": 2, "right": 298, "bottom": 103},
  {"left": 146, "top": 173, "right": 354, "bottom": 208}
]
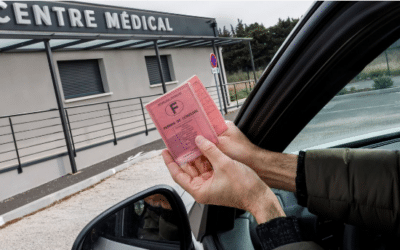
[
  {"left": 230, "top": 24, "right": 236, "bottom": 37},
  {"left": 220, "top": 17, "right": 299, "bottom": 73},
  {"left": 266, "top": 18, "right": 299, "bottom": 60},
  {"left": 218, "top": 26, "right": 231, "bottom": 37}
]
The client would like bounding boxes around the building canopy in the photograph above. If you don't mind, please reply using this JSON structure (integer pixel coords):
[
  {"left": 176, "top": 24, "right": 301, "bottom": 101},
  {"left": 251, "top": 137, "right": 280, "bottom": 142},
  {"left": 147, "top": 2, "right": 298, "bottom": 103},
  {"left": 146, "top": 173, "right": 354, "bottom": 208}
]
[{"left": 0, "top": 1, "right": 250, "bottom": 52}]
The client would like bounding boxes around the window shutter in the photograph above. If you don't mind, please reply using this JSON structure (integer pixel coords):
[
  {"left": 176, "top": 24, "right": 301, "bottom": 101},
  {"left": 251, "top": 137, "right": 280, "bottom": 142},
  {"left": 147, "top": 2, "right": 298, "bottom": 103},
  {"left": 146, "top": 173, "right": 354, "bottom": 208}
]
[
  {"left": 58, "top": 59, "right": 104, "bottom": 99},
  {"left": 145, "top": 56, "right": 172, "bottom": 85}
]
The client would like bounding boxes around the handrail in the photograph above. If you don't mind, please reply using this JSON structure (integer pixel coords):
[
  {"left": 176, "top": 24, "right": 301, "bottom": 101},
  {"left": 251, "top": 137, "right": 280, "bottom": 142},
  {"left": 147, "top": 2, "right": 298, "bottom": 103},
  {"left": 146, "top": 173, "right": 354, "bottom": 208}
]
[
  {"left": 0, "top": 93, "right": 165, "bottom": 175},
  {"left": 227, "top": 79, "right": 255, "bottom": 85},
  {"left": 0, "top": 87, "right": 244, "bottom": 176},
  {"left": 0, "top": 108, "right": 58, "bottom": 119},
  {"left": 65, "top": 93, "right": 163, "bottom": 109}
]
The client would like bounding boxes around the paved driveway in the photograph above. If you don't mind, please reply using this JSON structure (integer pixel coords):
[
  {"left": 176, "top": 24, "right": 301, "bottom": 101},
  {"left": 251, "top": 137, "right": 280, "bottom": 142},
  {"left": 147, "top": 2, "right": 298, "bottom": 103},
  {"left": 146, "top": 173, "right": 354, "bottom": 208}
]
[{"left": 0, "top": 153, "right": 177, "bottom": 250}]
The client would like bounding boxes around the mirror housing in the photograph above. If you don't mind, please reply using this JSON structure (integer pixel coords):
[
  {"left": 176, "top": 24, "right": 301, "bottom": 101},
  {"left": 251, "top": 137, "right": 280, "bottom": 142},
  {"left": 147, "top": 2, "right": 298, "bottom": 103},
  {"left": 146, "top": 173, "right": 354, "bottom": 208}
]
[{"left": 71, "top": 185, "right": 193, "bottom": 250}]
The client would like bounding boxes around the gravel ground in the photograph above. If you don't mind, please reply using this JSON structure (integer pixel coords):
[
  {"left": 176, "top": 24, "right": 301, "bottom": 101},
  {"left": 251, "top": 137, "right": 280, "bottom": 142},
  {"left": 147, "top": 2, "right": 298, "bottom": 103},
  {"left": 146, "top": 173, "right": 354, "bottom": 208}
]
[{"left": 0, "top": 153, "right": 176, "bottom": 250}]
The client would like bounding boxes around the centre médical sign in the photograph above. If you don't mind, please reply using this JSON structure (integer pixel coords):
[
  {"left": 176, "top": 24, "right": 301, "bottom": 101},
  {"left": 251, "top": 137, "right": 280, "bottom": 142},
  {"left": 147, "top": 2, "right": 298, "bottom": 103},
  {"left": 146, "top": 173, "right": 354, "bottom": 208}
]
[{"left": 0, "top": 1, "right": 215, "bottom": 36}]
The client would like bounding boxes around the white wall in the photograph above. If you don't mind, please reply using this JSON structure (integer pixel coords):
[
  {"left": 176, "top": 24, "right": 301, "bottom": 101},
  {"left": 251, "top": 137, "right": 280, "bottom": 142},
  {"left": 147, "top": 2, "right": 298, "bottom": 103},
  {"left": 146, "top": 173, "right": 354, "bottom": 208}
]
[
  {"left": 53, "top": 47, "right": 217, "bottom": 106},
  {"left": 0, "top": 47, "right": 216, "bottom": 115},
  {"left": 0, "top": 46, "right": 220, "bottom": 202}
]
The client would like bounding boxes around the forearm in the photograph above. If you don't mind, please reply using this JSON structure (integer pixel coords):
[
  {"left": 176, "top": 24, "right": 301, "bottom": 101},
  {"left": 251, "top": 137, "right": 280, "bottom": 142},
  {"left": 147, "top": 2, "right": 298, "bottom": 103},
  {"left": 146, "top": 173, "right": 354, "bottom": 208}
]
[
  {"left": 250, "top": 148, "right": 298, "bottom": 193},
  {"left": 217, "top": 122, "right": 299, "bottom": 192},
  {"left": 249, "top": 187, "right": 308, "bottom": 250},
  {"left": 250, "top": 186, "right": 286, "bottom": 224}
]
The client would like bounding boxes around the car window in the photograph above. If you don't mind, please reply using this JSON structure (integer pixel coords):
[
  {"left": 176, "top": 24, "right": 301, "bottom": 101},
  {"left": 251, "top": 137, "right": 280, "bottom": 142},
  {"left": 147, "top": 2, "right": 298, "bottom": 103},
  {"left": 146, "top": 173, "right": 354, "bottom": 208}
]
[{"left": 284, "top": 38, "right": 400, "bottom": 153}]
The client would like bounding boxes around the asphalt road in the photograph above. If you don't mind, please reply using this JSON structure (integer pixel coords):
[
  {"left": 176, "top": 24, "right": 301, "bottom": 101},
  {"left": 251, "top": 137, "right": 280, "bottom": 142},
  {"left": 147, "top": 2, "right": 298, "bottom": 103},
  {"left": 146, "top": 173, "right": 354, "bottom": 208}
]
[{"left": 285, "top": 90, "right": 400, "bottom": 152}]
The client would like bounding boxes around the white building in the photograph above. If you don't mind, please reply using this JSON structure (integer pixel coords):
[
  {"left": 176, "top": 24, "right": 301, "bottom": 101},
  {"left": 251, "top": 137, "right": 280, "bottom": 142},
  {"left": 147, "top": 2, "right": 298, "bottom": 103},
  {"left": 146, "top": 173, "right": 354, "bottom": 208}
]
[{"left": 0, "top": 1, "right": 252, "bottom": 202}]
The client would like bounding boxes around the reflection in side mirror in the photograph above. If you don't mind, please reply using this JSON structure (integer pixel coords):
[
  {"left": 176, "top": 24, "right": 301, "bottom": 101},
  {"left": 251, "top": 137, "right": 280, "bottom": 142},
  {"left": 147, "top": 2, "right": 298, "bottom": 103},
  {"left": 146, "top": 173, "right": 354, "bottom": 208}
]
[{"left": 72, "top": 185, "right": 193, "bottom": 250}]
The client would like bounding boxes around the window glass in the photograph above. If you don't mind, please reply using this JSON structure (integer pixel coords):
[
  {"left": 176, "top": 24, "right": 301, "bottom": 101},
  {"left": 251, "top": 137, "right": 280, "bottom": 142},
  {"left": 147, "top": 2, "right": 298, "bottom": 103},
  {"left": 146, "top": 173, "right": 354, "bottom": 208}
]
[
  {"left": 58, "top": 59, "right": 105, "bottom": 99},
  {"left": 285, "top": 38, "right": 400, "bottom": 153},
  {"left": 145, "top": 56, "right": 173, "bottom": 85}
]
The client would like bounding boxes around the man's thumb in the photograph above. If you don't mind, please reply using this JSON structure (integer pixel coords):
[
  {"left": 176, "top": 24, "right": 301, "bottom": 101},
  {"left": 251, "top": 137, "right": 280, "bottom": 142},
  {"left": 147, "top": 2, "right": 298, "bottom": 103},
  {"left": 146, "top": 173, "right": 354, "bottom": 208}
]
[{"left": 195, "top": 135, "right": 225, "bottom": 165}]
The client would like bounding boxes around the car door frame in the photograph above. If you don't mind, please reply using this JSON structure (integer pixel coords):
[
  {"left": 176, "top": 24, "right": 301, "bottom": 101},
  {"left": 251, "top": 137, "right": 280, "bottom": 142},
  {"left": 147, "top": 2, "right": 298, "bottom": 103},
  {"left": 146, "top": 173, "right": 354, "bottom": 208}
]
[
  {"left": 236, "top": 1, "right": 400, "bottom": 152},
  {"left": 195, "top": 1, "right": 400, "bottom": 249}
]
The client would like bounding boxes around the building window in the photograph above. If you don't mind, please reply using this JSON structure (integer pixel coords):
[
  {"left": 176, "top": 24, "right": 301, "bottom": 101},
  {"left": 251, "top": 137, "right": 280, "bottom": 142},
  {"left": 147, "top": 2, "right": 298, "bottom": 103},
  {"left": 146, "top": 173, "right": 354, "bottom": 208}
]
[
  {"left": 58, "top": 59, "right": 105, "bottom": 99},
  {"left": 145, "top": 55, "right": 173, "bottom": 85}
]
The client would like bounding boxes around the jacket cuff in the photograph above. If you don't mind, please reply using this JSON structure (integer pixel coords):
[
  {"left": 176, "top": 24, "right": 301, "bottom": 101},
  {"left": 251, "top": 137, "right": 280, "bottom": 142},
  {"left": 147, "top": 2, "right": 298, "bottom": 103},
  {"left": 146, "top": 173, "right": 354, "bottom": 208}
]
[
  {"left": 296, "top": 151, "right": 308, "bottom": 207},
  {"left": 256, "top": 216, "right": 302, "bottom": 250}
]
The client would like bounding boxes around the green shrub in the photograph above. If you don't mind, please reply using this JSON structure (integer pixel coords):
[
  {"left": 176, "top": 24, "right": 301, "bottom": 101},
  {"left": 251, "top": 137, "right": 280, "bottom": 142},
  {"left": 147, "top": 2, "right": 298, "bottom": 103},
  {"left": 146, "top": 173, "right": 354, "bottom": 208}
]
[
  {"left": 226, "top": 69, "right": 264, "bottom": 83},
  {"left": 230, "top": 89, "right": 250, "bottom": 101},
  {"left": 369, "top": 70, "right": 386, "bottom": 78},
  {"left": 351, "top": 68, "right": 398, "bottom": 83},
  {"left": 353, "top": 72, "right": 369, "bottom": 82},
  {"left": 373, "top": 76, "right": 393, "bottom": 89},
  {"left": 390, "top": 69, "right": 400, "bottom": 76}
]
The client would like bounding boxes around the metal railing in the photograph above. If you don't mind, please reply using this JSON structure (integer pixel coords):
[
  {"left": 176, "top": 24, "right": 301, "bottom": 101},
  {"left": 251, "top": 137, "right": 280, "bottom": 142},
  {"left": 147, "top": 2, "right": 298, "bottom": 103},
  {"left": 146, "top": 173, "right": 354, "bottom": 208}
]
[
  {"left": 205, "top": 85, "right": 224, "bottom": 112},
  {"left": 226, "top": 80, "right": 255, "bottom": 108},
  {"left": 0, "top": 93, "right": 162, "bottom": 174},
  {"left": 206, "top": 79, "right": 255, "bottom": 111},
  {"left": 0, "top": 81, "right": 255, "bottom": 175},
  {"left": 0, "top": 108, "right": 63, "bottom": 174},
  {"left": 65, "top": 94, "right": 161, "bottom": 152}
]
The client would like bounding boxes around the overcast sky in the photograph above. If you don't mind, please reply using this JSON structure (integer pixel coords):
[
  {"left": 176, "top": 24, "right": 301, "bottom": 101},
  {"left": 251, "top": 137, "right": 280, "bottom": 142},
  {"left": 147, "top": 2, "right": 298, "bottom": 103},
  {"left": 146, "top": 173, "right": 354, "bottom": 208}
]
[{"left": 76, "top": 1, "right": 313, "bottom": 31}]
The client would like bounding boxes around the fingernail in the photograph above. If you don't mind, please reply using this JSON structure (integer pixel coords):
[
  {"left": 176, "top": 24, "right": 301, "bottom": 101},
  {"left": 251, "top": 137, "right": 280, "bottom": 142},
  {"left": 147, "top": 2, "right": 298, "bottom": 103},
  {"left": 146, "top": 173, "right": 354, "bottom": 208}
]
[{"left": 195, "top": 135, "right": 204, "bottom": 145}]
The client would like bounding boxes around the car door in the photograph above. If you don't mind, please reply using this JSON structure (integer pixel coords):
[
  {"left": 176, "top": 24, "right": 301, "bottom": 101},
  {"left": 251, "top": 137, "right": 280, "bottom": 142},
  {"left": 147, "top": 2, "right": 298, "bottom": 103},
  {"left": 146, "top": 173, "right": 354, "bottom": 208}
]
[{"left": 196, "top": 1, "right": 400, "bottom": 250}]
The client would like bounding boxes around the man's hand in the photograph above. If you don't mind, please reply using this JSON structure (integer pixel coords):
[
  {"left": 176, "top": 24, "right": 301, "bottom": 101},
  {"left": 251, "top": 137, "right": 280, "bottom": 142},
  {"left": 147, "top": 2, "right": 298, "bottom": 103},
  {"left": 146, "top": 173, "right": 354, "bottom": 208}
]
[
  {"left": 217, "top": 121, "right": 264, "bottom": 169},
  {"left": 217, "top": 121, "right": 298, "bottom": 192},
  {"left": 162, "top": 135, "right": 285, "bottom": 224}
]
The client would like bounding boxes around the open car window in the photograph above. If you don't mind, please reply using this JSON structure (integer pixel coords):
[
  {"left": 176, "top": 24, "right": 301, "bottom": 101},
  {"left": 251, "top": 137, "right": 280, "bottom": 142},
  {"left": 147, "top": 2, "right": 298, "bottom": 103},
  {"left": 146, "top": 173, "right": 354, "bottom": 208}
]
[{"left": 285, "top": 38, "right": 400, "bottom": 153}]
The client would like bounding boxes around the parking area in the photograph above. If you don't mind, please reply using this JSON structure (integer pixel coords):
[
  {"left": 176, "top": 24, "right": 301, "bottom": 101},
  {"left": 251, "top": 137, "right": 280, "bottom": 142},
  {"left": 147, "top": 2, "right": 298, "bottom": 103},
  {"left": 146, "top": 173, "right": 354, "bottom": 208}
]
[{"left": 0, "top": 153, "right": 176, "bottom": 250}]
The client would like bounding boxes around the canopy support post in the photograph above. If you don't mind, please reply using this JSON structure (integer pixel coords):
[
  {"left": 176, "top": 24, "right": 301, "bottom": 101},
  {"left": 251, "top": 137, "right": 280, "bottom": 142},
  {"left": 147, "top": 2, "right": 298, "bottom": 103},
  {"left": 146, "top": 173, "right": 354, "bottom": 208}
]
[
  {"left": 248, "top": 41, "right": 257, "bottom": 84},
  {"left": 212, "top": 40, "right": 228, "bottom": 114},
  {"left": 44, "top": 40, "right": 78, "bottom": 174},
  {"left": 154, "top": 40, "right": 167, "bottom": 94}
]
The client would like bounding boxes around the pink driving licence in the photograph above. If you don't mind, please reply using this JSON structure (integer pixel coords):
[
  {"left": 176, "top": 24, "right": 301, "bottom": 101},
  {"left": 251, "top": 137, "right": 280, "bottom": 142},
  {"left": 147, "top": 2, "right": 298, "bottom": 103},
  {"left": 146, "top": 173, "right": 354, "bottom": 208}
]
[
  {"left": 145, "top": 83, "right": 218, "bottom": 165},
  {"left": 187, "top": 76, "right": 228, "bottom": 135}
]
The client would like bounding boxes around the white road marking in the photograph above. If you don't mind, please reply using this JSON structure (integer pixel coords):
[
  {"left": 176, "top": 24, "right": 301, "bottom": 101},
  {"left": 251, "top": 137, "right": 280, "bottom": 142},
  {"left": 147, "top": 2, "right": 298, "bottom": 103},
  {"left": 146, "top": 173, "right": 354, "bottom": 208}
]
[
  {"left": 0, "top": 216, "right": 4, "bottom": 226},
  {"left": 124, "top": 152, "right": 143, "bottom": 163},
  {"left": 133, "top": 152, "right": 143, "bottom": 158}
]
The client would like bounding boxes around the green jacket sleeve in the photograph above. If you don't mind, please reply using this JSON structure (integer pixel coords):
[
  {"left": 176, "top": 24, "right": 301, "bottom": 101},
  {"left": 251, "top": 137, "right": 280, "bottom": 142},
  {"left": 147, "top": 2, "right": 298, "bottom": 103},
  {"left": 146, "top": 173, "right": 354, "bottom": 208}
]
[{"left": 304, "top": 148, "right": 400, "bottom": 236}]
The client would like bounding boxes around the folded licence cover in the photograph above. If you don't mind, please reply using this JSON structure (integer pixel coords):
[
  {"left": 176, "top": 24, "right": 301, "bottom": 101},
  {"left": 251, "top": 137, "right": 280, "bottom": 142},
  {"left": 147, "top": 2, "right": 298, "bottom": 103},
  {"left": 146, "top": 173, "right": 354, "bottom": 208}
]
[{"left": 146, "top": 75, "right": 227, "bottom": 165}]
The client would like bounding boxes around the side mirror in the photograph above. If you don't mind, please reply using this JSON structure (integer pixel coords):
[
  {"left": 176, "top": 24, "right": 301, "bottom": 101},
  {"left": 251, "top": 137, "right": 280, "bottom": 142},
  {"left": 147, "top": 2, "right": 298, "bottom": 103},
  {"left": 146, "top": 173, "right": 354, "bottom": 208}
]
[{"left": 72, "top": 185, "right": 193, "bottom": 250}]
